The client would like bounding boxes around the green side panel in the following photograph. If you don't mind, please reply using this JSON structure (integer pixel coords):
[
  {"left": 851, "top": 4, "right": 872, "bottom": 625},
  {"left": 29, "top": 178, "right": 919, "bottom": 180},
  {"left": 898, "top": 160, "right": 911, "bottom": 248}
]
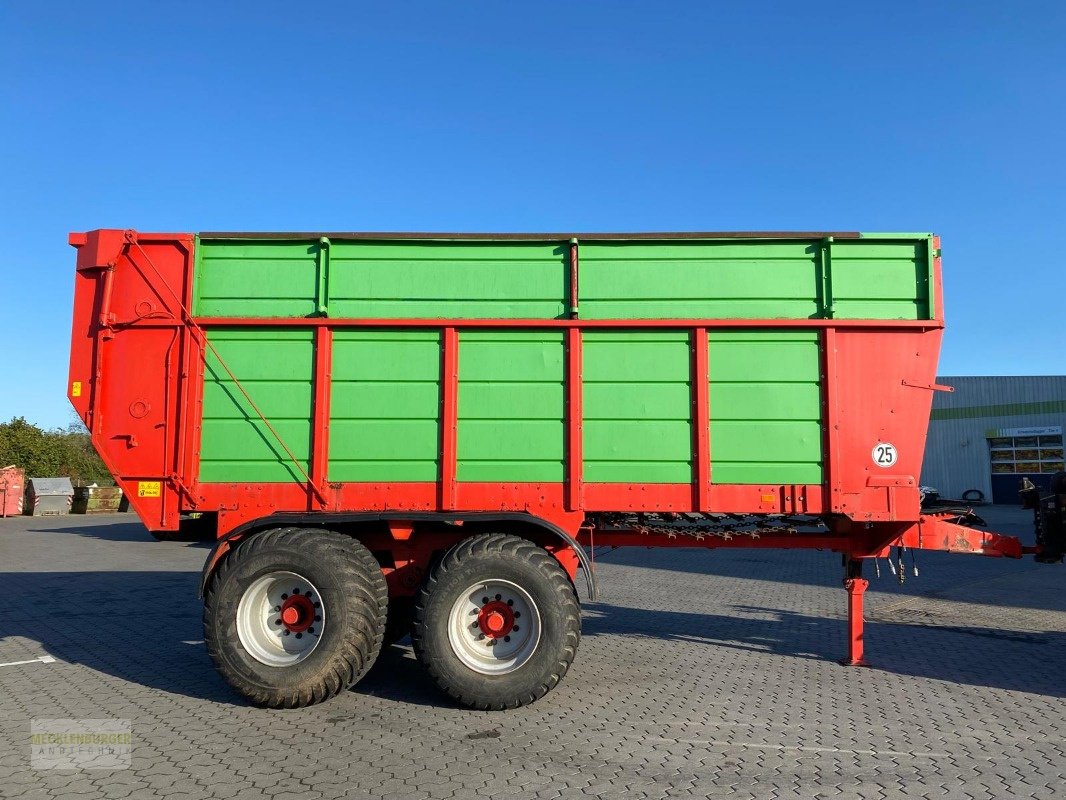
[
  {"left": 709, "top": 331, "right": 824, "bottom": 484},
  {"left": 329, "top": 331, "right": 441, "bottom": 481},
  {"left": 457, "top": 332, "right": 564, "bottom": 482},
  {"left": 579, "top": 238, "right": 933, "bottom": 320},
  {"left": 580, "top": 241, "right": 820, "bottom": 320},
  {"left": 583, "top": 332, "right": 692, "bottom": 483},
  {"left": 199, "top": 329, "right": 314, "bottom": 482},
  {"left": 830, "top": 241, "right": 930, "bottom": 320},
  {"left": 328, "top": 241, "right": 568, "bottom": 319},
  {"left": 193, "top": 235, "right": 931, "bottom": 322},
  {"left": 194, "top": 241, "right": 319, "bottom": 317}
]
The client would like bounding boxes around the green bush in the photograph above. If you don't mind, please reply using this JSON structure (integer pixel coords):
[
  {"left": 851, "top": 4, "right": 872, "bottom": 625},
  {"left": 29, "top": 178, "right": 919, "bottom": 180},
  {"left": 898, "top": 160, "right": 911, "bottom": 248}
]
[{"left": 0, "top": 417, "right": 112, "bottom": 486}]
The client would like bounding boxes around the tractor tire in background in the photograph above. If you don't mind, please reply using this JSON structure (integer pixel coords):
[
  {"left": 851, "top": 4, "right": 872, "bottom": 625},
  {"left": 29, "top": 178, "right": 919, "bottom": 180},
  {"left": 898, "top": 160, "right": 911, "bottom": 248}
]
[
  {"left": 412, "top": 533, "right": 581, "bottom": 710},
  {"left": 384, "top": 596, "right": 415, "bottom": 645},
  {"left": 203, "top": 527, "right": 387, "bottom": 708}
]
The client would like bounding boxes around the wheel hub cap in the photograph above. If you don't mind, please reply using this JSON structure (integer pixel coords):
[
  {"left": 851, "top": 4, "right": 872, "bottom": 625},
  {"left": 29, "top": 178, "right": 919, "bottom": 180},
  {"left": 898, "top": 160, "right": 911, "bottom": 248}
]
[
  {"left": 236, "top": 571, "right": 325, "bottom": 667},
  {"left": 447, "top": 579, "right": 542, "bottom": 675},
  {"left": 280, "top": 594, "right": 315, "bottom": 633},
  {"left": 477, "top": 600, "right": 515, "bottom": 638}
]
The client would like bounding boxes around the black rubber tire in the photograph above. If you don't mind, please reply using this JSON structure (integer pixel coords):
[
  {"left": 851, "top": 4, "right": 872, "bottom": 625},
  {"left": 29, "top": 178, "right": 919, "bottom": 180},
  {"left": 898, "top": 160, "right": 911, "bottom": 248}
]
[
  {"left": 384, "top": 596, "right": 415, "bottom": 645},
  {"left": 203, "top": 527, "right": 387, "bottom": 708},
  {"left": 412, "top": 533, "right": 581, "bottom": 710}
]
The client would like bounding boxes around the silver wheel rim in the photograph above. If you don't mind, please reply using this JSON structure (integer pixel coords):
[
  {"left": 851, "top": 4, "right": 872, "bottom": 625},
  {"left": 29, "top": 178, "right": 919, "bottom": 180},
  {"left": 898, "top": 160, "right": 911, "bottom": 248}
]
[
  {"left": 447, "top": 579, "right": 542, "bottom": 675},
  {"left": 236, "top": 571, "right": 325, "bottom": 667}
]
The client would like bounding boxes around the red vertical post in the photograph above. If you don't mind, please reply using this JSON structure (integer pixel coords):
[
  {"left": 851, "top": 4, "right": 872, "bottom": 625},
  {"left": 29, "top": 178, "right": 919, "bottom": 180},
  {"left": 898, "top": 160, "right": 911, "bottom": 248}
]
[
  {"left": 822, "top": 327, "right": 839, "bottom": 511},
  {"left": 176, "top": 235, "right": 200, "bottom": 497},
  {"left": 566, "top": 327, "right": 583, "bottom": 511},
  {"left": 311, "top": 326, "right": 333, "bottom": 509},
  {"left": 184, "top": 329, "right": 207, "bottom": 489},
  {"left": 842, "top": 559, "right": 869, "bottom": 666},
  {"left": 931, "top": 234, "right": 943, "bottom": 321},
  {"left": 440, "top": 327, "right": 459, "bottom": 510},
  {"left": 692, "top": 327, "right": 711, "bottom": 511}
]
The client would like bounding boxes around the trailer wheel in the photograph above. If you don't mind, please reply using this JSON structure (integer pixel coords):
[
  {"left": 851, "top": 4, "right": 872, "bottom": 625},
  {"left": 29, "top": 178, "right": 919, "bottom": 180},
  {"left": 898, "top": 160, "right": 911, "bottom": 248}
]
[
  {"left": 203, "top": 527, "right": 387, "bottom": 708},
  {"left": 412, "top": 533, "right": 580, "bottom": 710}
]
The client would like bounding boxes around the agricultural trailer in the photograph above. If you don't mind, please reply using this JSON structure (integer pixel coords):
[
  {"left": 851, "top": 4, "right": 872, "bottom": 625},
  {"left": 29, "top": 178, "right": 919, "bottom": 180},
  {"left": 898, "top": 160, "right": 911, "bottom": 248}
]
[{"left": 67, "top": 229, "right": 1064, "bottom": 709}]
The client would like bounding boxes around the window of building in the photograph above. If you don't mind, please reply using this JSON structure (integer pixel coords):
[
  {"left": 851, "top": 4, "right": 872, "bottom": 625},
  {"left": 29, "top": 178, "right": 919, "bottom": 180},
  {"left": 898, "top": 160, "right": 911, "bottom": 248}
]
[{"left": 988, "top": 434, "right": 1064, "bottom": 474}]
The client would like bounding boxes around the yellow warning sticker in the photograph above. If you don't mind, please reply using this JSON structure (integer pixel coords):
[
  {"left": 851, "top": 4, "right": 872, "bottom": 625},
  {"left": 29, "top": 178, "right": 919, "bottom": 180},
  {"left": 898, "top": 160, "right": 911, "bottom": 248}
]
[
  {"left": 71, "top": 381, "right": 82, "bottom": 397},
  {"left": 138, "top": 481, "right": 161, "bottom": 498}
]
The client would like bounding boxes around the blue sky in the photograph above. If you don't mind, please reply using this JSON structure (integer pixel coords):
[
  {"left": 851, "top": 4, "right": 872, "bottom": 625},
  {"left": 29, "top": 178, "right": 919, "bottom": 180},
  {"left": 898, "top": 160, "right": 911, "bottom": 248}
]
[{"left": 1, "top": 2, "right": 1063, "bottom": 428}]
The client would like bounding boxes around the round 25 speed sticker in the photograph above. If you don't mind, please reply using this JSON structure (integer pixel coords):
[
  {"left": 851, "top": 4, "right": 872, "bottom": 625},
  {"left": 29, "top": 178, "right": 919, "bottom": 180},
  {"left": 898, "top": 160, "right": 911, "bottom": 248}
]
[{"left": 872, "top": 442, "right": 898, "bottom": 468}]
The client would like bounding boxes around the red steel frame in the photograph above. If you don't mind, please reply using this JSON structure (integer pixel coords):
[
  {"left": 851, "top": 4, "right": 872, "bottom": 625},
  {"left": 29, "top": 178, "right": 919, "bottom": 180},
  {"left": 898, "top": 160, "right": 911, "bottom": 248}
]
[
  {"left": 440, "top": 327, "right": 459, "bottom": 510},
  {"left": 68, "top": 231, "right": 1035, "bottom": 667}
]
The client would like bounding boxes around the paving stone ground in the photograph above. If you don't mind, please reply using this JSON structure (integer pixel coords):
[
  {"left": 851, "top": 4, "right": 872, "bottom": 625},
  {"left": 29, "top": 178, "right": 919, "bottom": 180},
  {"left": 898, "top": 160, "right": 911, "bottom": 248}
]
[{"left": 1, "top": 506, "right": 1063, "bottom": 799}]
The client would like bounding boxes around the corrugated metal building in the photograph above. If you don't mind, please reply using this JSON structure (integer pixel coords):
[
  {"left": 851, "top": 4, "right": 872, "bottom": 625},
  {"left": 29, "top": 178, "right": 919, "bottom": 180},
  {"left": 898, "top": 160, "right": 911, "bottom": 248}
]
[{"left": 921, "top": 376, "right": 1066, "bottom": 504}]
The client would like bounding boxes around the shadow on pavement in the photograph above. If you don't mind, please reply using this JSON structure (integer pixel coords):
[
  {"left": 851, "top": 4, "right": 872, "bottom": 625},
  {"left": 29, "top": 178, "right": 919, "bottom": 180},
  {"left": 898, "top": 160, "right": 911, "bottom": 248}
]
[
  {"left": 593, "top": 544, "right": 1065, "bottom": 615},
  {"left": 583, "top": 601, "right": 1066, "bottom": 698},
  {"left": 351, "top": 642, "right": 453, "bottom": 709},
  {"left": 2, "top": 569, "right": 453, "bottom": 709},
  {"left": 3, "top": 570, "right": 239, "bottom": 705},
  {"left": 35, "top": 520, "right": 213, "bottom": 548},
  {"left": 5, "top": 566, "right": 1064, "bottom": 707}
]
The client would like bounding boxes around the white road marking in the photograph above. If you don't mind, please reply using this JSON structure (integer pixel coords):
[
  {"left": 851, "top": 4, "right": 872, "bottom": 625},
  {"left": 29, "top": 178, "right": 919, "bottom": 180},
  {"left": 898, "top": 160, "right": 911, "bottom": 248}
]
[
  {"left": 0, "top": 655, "right": 57, "bottom": 668},
  {"left": 668, "top": 738, "right": 953, "bottom": 759}
]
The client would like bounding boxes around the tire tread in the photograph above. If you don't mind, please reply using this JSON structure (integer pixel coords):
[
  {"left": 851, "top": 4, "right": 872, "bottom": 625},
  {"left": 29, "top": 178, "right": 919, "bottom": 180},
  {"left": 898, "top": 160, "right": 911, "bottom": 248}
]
[
  {"left": 203, "top": 528, "right": 387, "bottom": 709},
  {"left": 412, "top": 533, "right": 581, "bottom": 710}
]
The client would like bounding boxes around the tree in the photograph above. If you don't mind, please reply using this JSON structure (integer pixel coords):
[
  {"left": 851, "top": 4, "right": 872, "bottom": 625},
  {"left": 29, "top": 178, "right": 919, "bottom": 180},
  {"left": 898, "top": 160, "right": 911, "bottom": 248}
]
[{"left": 0, "top": 417, "right": 112, "bottom": 485}]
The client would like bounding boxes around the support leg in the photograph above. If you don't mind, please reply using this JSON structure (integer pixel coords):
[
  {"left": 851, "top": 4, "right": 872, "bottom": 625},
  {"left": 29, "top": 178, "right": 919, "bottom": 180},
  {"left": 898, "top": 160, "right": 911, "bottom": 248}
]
[{"left": 841, "top": 558, "right": 870, "bottom": 666}]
